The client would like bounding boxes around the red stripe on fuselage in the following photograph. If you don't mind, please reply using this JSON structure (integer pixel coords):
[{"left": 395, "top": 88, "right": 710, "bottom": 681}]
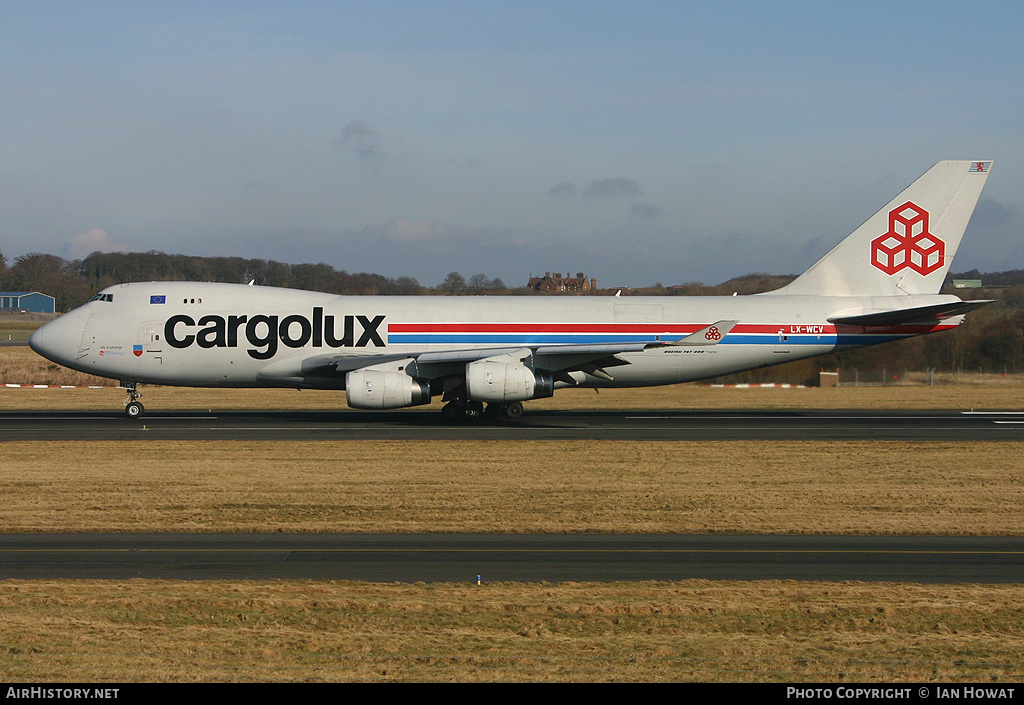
[{"left": 388, "top": 322, "right": 956, "bottom": 335}]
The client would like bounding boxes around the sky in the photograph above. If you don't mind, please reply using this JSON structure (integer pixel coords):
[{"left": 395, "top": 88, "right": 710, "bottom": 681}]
[{"left": 1, "top": 1, "right": 1021, "bottom": 287}]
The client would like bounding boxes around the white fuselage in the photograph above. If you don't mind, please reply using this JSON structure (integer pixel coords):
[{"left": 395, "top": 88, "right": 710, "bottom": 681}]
[{"left": 32, "top": 281, "right": 961, "bottom": 390}]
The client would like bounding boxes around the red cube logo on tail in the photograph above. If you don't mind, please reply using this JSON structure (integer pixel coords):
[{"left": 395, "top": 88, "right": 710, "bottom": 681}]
[{"left": 870, "top": 201, "right": 944, "bottom": 276}]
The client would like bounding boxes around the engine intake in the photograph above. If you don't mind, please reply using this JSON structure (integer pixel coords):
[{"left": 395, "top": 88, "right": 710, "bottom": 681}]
[
  {"left": 346, "top": 360, "right": 431, "bottom": 409},
  {"left": 465, "top": 354, "right": 554, "bottom": 402}
]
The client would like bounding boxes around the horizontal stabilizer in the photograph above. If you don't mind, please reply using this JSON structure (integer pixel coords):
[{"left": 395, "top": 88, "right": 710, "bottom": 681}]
[
  {"left": 828, "top": 300, "right": 993, "bottom": 327},
  {"left": 670, "top": 320, "right": 738, "bottom": 346}
]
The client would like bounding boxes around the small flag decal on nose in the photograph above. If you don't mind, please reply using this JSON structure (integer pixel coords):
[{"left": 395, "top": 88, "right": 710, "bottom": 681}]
[{"left": 150, "top": 295, "right": 166, "bottom": 304}]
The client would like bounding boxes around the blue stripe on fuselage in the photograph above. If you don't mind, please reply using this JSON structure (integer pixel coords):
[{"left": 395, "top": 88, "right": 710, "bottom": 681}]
[{"left": 386, "top": 333, "right": 911, "bottom": 346}]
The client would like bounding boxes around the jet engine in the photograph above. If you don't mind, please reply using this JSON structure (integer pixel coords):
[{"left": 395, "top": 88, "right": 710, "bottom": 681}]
[
  {"left": 465, "top": 353, "right": 554, "bottom": 403},
  {"left": 346, "top": 359, "right": 431, "bottom": 409}
]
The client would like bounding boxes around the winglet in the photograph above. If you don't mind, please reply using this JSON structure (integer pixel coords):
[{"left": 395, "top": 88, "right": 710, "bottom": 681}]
[{"left": 670, "top": 320, "right": 738, "bottom": 346}]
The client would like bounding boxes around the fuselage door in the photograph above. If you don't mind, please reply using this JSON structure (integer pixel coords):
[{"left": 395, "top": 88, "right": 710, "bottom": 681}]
[
  {"left": 142, "top": 322, "right": 163, "bottom": 354},
  {"left": 774, "top": 328, "right": 791, "bottom": 355}
]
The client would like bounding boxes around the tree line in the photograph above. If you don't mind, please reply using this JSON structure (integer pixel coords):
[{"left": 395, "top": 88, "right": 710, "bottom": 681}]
[{"left": 0, "top": 250, "right": 513, "bottom": 311}]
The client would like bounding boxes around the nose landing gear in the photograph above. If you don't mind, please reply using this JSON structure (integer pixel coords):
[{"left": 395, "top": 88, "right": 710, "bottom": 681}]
[{"left": 120, "top": 381, "right": 144, "bottom": 419}]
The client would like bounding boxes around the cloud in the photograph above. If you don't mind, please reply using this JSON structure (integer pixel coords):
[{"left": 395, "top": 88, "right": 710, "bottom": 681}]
[
  {"left": 971, "top": 198, "right": 1018, "bottom": 229},
  {"left": 380, "top": 218, "right": 456, "bottom": 243},
  {"left": 444, "top": 158, "right": 487, "bottom": 170},
  {"left": 547, "top": 181, "right": 578, "bottom": 196},
  {"left": 630, "top": 202, "right": 664, "bottom": 220},
  {"left": 548, "top": 177, "right": 645, "bottom": 198},
  {"left": 337, "top": 120, "right": 382, "bottom": 159},
  {"left": 584, "top": 178, "right": 643, "bottom": 198},
  {"left": 64, "top": 228, "right": 126, "bottom": 259},
  {"left": 357, "top": 218, "right": 513, "bottom": 247}
]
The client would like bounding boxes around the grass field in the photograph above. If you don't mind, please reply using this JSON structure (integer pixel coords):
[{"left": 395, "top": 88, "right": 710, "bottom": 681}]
[
  {"left": 4, "top": 343, "right": 1024, "bottom": 410},
  {"left": 1, "top": 580, "right": 1022, "bottom": 682},
  {"left": 5, "top": 380, "right": 1024, "bottom": 413},
  {"left": 2, "top": 440, "right": 1023, "bottom": 535},
  {"left": 0, "top": 314, "right": 53, "bottom": 343},
  {"left": 2, "top": 344, "right": 1024, "bottom": 682}
]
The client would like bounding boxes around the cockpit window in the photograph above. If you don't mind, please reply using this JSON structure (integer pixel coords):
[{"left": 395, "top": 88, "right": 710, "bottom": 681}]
[{"left": 89, "top": 294, "right": 114, "bottom": 302}]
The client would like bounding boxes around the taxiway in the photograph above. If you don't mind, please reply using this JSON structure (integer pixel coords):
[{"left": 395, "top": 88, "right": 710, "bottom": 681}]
[
  {"left": 2, "top": 533, "right": 1022, "bottom": 583},
  {"left": 3, "top": 408, "right": 1024, "bottom": 441}
]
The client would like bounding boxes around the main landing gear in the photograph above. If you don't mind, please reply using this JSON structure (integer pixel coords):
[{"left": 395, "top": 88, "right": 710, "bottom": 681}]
[
  {"left": 441, "top": 399, "right": 524, "bottom": 422},
  {"left": 120, "top": 382, "right": 144, "bottom": 419}
]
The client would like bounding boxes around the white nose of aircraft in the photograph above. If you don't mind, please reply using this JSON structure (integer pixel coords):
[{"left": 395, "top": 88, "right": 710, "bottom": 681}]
[{"left": 29, "top": 307, "right": 90, "bottom": 367}]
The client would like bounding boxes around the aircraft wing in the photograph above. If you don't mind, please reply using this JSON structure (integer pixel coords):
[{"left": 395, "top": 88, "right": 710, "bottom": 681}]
[
  {"left": 828, "top": 300, "right": 993, "bottom": 327},
  {"left": 266, "top": 320, "right": 738, "bottom": 384},
  {"left": 294, "top": 342, "right": 653, "bottom": 380}
]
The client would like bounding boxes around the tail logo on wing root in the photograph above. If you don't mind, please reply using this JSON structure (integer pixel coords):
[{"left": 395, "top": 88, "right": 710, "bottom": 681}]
[{"left": 870, "top": 201, "right": 944, "bottom": 276}]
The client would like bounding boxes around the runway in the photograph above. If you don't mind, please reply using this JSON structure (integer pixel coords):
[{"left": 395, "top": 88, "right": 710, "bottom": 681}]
[
  {"left": 2, "top": 533, "right": 1023, "bottom": 583},
  {"left": 3, "top": 408, "right": 1024, "bottom": 440},
  {"left": 5, "top": 407, "right": 1023, "bottom": 584}
]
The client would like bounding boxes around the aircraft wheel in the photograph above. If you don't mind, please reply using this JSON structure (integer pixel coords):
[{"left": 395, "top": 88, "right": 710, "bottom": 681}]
[
  {"left": 503, "top": 401, "right": 524, "bottom": 420},
  {"left": 125, "top": 401, "right": 145, "bottom": 419},
  {"left": 463, "top": 401, "right": 483, "bottom": 420},
  {"left": 441, "top": 402, "right": 462, "bottom": 421}
]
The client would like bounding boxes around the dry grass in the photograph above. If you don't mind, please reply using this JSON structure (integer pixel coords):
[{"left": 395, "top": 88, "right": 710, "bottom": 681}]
[
  {"left": 0, "top": 314, "right": 54, "bottom": 343},
  {"left": 5, "top": 344, "right": 1024, "bottom": 410},
  {"left": 5, "top": 382, "right": 1024, "bottom": 414},
  {"left": 0, "top": 346, "right": 112, "bottom": 387},
  {"left": 1, "top": 440, "right": 1022, "bottom": 534},
  {"left": 0, "top": 580, "right": 1021, "bottom": 682},
  {"left": 6, "top": 373, "right": 1024, "bottom": 411},
  {"left": 4, "top": 346, "right": 1024, "bottom": 683}
]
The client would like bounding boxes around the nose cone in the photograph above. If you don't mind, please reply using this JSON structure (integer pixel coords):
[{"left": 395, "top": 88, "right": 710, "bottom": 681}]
[{"left": 29, "top": 307, "right": 91, "bottom": 367}]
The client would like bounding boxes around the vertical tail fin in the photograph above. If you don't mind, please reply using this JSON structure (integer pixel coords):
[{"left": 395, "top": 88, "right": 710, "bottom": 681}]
[{"left": 777, "top": 160, "right": 992, "bottom": 296}]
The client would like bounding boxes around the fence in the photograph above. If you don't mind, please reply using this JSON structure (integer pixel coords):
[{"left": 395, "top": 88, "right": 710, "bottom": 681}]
[{"left": 833, "top": 369, "right": 1024, "bottom": 386}]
